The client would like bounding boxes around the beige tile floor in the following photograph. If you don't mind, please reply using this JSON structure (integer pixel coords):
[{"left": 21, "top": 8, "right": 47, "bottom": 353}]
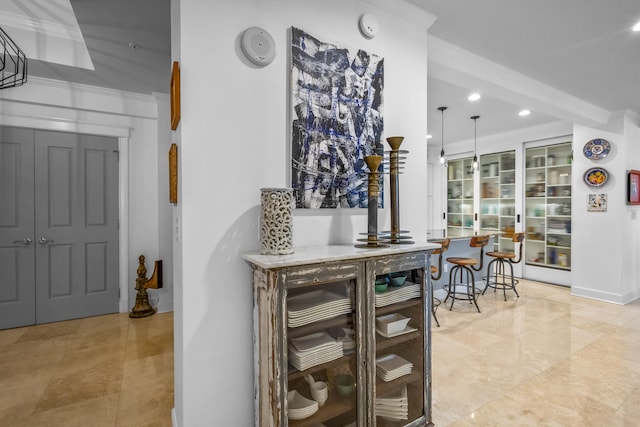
[
  {"left": 2, "top": 281, "right": 640, "bottom": 427},
  {"left": 0, "top": 311, "right": 173, "bottom": 427},
  {"left": 432, "top": 279, "right": 640, "bottom": 426}
]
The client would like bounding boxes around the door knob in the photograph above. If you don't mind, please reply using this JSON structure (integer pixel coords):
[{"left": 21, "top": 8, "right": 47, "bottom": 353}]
[
  {"left": 38, "top": 237, "right": 54, "bottom": 245},
  {"left": 12, "top": 237, "right": 32, "bottom": 245}
]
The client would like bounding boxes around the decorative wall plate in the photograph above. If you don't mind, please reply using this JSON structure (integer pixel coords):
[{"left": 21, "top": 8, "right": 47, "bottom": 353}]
[
  {"left": 583, "top": 167, "right": 609, "bottom": 187},
  {"left": 583, "top": 138, "right": 611, "bottom": 160}
]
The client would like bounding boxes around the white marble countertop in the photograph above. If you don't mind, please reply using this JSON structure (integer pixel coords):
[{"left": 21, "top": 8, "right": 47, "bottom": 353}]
[{"left": 242, "top": 242, "right": 440, "bottom": 269}]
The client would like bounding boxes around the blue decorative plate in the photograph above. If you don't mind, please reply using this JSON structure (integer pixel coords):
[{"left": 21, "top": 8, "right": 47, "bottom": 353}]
[
  {"left": 583, "top": 138, "right": 611, "bottom": 160},
  {"left": 583, "top": 167, "right": 608, "bottom": 187}
]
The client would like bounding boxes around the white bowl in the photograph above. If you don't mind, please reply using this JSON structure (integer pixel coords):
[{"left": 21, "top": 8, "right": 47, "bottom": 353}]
[
  {"left": 288, "top": 390, "right": 319, "bottom": 420},
  {"left": 310, "top": 381, "right": 328, "bottom": 406},
  {"left": 375, "top": 313, "right": 411, "bottom": 335}
]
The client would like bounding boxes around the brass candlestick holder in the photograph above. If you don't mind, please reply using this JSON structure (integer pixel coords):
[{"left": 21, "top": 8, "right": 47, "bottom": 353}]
[
  {"left": 381, "top": 136, "right": 413, "bottom": 244},
  {"left": 129, "top": 255, "right": 163, "bottom": 318},
  {"left": 355, "top": 155, "right": 389, "bottom": 249}
]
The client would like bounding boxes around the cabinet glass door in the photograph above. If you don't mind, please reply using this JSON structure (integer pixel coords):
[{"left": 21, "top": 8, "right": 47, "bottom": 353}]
[
  {"left": 447, "top": 157, "right": 475, "bottom": 233},
  {"left": 524, "top": 142, "right": 572, "bottom": 270},
  {"left": 373, "top": 266, "right": 426, "bottom": 426},
  {"left": 287, "top": 279, "right": 359, "bottom": 426},
  {"left": 479, "top": 150, "right": 516, "bottom": 251}
]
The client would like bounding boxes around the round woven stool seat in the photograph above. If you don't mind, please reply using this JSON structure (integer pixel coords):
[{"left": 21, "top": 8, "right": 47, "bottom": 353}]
[
  {"left": 486, "top": 251, "right": 516, "bottom": 259},
  {"left": 447, "top": 257, "right": 479, "bottom": 266}
]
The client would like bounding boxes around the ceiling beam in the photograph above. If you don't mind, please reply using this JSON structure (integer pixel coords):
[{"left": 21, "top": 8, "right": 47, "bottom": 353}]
[{"left": 428, "top": 36, "right": 611, "bottom": 128}]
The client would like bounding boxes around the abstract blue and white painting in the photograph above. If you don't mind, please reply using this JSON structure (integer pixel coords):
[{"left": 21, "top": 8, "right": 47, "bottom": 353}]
[{"left": 291, "top": 27, "right": 384, "bottom": 209}]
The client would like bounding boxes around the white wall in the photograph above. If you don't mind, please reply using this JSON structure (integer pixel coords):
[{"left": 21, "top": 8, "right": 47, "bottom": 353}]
[
  {"left": 170, "top": 0, "right": 183, "bottom": 425},
  {"left": 174, "top": 0, "right": 434, "bottom": 424},
  {"left": 622, "top": 115, "right": 640, "bottom": 301},
  {"left": 0, "top": 77, "right": 172, "bottom": 314},
  {"left": 572, "top": 117, "right": 640, "bottom": 303},
  {"left": 154, "top": 93, "right": 175, "bottom": 312}
]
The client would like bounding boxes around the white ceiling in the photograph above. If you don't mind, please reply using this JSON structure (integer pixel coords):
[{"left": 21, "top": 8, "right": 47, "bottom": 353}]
[
  {"left": 23, "top": 0, "right": 171, "bottom": 95},
  {"left": 8, "top": 1, "right": 640, "bottom": 147},
  {"left": 414, "top": 0, "right": 640, "bottom": 144}
]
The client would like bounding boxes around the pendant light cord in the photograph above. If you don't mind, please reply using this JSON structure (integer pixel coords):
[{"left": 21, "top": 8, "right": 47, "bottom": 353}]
[
  {"left": 438, "top": 106, "right": 447, "bottom": 164},
  {"left": 471, "top": 115, "right": 479, "bottom": 169}
]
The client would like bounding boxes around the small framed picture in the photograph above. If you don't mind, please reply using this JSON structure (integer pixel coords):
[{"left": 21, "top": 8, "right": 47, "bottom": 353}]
[
  {"left": 588, "top": 193, "right": 607, "bottom": 212},
  {"left": 169, "top": 143, "right": 178, "bottom": 204},
  {"left": 627, "top": 170, "right": 640, "bottom": 205},
  {"left": 170, "top": 61, "right": 181, "bottom": 130}
]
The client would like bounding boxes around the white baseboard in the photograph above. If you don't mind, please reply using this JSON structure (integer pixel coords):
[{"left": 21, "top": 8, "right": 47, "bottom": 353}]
[
  {"left": 172, "top": 408, "right": 178, "bottom": 427},
  {"left": 571, "top": 286, "right": 625, "bottom": 304},
  {"left": 119, "top": 297, "right": 129, "bottom": 313},
  {"left": 157, "top": 295, "right": 174, "bottom": 313}
]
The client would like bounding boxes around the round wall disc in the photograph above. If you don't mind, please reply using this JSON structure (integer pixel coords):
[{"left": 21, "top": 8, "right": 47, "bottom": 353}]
[{"left": 241, "top": 27, "right": 276, "bottom": 66}]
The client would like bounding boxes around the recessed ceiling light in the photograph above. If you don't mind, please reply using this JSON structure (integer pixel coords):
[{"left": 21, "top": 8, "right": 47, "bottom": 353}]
[
  {"left": 519, "top": 109, "right": 531, "bottom": 116},
  {"left": 468, "top": 93, "right": 481, "bottom": 101},
  {"left": 426, "top": 134, "right": 433, "bottom": 139},
  {"left": 633, "top": 21, "right": 640, "bottom": 31}
]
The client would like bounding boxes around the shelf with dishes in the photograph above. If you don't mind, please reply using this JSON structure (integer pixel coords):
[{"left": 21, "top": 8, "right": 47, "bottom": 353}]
[
  {"left": 373, "top": 269, "right": 425, "bottom": 426},
  {"left": 287, "top": 359, "right": 359, "bottom": 427},
  {"left": 286, "top": 335, "right": 359, "bottom": 425},
  {"left": 375, "top": 364, "right": 423, "bottom": 424},
  {"left": 286, "top": 280, "right": 359, "bottom": 426},
  {"left": 480, "top": 151, "right": 516, "bottom": 252},
  {"left": 525, "top": 142, "right": 572, "bottom": 273},
  {"left": 447, "top": 157, "right": 475, "bottom": 234},
  {"left": 288, "top": 391, "right": 354, "bottom": 427},
  {"left": 375, "top": 310, "right": 421, "bottom": 352}
]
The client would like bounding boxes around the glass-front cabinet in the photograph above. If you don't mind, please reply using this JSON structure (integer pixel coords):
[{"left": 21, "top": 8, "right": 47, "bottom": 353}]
[
  {"left": 525, "top": 142, "right": 572, "bottom": 270},
  {"left": 371, "top": 255, "right": 427, "bottom": 426},
  {"left": 447, "top": 157, "right": 475, "bottom": 233},
  {"left": 244, "top": 246, "right": 435, "bottom": 426},
  {"left": 479, "top": 151, "right": 516, "bottom": 251}
]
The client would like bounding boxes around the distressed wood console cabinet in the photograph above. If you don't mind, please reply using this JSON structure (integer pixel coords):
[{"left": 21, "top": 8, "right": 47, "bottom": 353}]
[{"left": 243, "top": 243, "right": 439, "bottom": 427}]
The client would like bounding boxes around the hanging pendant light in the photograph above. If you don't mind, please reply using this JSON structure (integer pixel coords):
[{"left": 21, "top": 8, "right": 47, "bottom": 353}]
[
  {"left": 438, "top": 106, "right": 447, "bottom": 165},
  {"left": 471, "top": 115, "right": 479, "bottom": 170}
]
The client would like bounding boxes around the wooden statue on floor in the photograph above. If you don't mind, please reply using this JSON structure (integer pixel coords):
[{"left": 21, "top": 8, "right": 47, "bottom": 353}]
[{"left": 130, "top": 255, "right": 163, "bottom": 318}]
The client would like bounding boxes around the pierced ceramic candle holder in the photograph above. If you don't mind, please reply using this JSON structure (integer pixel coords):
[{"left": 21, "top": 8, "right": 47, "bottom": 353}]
[{"left": 260, "top": 188, "right": 294, "bottom": 255}]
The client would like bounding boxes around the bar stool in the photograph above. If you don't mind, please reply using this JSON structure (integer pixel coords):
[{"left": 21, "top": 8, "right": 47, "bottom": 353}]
[
  {"left": 482, "top": 232, "right": 525, "bottom": 300},
  {"left": 429, "top": 239, "right": 450, "bottom": 327},
  {"left": 443, "top": 235, "right": 490, "bottom": 313}
]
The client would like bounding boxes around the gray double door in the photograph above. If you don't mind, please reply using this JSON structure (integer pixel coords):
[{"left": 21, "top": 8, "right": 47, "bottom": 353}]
[{"left": 0, "top": 126, "right": 119, "bottom": 330}]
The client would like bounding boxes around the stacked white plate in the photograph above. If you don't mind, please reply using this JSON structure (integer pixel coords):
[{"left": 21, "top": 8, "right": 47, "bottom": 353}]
[
  {"left": 374, "top": 283, "right": 421, "bottom": 308},
  {"left": 376, "top": 354, "right": 413, "bottom": 382},
  {"left": 288, "top": 390, "right": 319, "bottom": 420},
  {"left": 288, "top": 290, "right": 352, "bottom": 327},
  {"left": 375, "top": 385, "right": 408, "bottom": 421},
  {"left": 289, "top": 331, "right": 344, "bottom": 371}
]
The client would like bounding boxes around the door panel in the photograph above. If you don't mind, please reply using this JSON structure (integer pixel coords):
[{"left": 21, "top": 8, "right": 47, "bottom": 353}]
[
  {"left": 1, "top": 127, "right": 119, "bottom": 329},
  {"left": 0, "top": 127, "right": 36, "bottom": 329},
  {"left": 34, "top": 130, "right": 119, "bottom": 324}
]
